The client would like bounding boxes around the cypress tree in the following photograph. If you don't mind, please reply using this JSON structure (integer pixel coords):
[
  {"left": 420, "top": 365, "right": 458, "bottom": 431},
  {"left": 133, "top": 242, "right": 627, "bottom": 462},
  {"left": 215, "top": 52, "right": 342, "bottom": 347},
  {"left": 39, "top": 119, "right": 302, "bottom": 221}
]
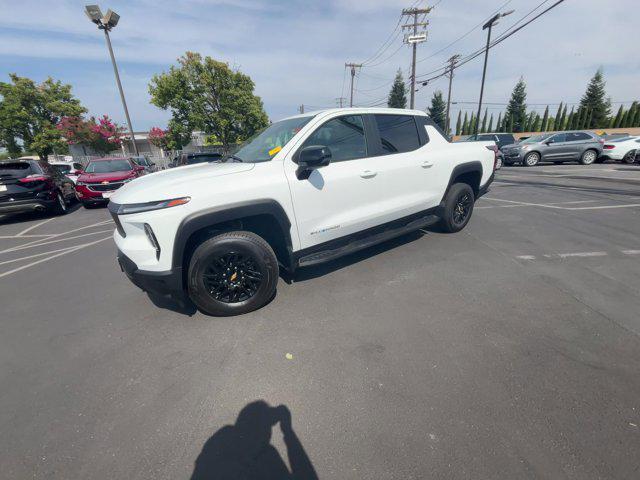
[
  {"left": 611, "top": 105, "right": 623, "bottom": 128},
  {"left": 540, "top": 106, "right": 549, "bottom": 132},
  {"left": 533, "top": 113, "right": 542, "bottom": 132},
  {"left": 481, "top": 108, "right": 488, "bottom": 133},
  {"left": 387, "top": 69, "right": 407, "bottom": 108},
  {"left": 566, "top": 107, "right": 575, "bottom": 130},
  {"left": 621, "top": 108, "right": 631, "bottom": 128},
  {"left": 487, "top": 113, "right": 494, "bottom": 133},
  {"left": 461, "top": 112, "right": 469, "bottom": 135},
  {"left": 506, "top": 114, "right": 514, "bottom": 133},
  {"left": 427, "top": 90, "right": 447, "bottom": 130},
  {"left": 524, "top": 111, "right": 535, "bottom": 132},
  {"left": 547, "top": 117, "right": 555, "bottom": 131},
  {"left": 632, "top": 102, "right": 640, "bottom": 127},
  {"left": 559, "top": 104, "right": 568, "bottom": 130},
  {"left": 496, "top": 112, "right": 502, "bottom": 132},
  {"left": 624, "top": 102, "right": 638, "bottom": 128},
  {"left": 455, "top": 110, "right": 462, "bottom": 135},
  {"left": 584, "top": 108, "right": 593, "bottom": 130},
  {"left": 579, "top": 68, "right": 611, "bottom": 128},
  {"left": 553, "top": 102, "right": 563, "bottom": 130},
  {"left": 505, "top": 77, "right": 528, "bottom": 132}
]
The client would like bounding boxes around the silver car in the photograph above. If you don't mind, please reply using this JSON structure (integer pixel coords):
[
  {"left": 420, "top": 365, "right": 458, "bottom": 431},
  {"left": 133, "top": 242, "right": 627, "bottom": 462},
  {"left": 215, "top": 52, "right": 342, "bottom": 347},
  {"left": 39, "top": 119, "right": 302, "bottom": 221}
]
[{"left": 501, "top": 131, "right": 604, "bottom": 167}]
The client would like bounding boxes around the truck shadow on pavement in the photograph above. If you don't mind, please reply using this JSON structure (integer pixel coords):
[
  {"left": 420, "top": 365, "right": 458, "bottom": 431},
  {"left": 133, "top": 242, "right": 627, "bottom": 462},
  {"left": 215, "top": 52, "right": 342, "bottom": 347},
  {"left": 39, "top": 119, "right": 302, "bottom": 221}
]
[{"left": 190, "top": 401, "right": 318, "bottom": 480}]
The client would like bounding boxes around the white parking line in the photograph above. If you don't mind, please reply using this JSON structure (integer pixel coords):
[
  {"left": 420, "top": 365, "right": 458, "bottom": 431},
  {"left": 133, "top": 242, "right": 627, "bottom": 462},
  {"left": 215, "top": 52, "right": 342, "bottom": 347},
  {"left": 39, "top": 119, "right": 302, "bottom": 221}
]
[
  {"left": 515, "top": 250, "right": 640, "bottom": 261},
  {"left": 0, "top": 237, "right": 111, "bottom": 278},
  {"left": 0, "top": 220, "right": 113, "bottom": 254},
  {"left": 15, "top": 217, "right": 55, "bottom": 237},
  {"left": 1, "top": 229, "right": 114, "bottom": 253},
  {"left": 0, "top": 234, "right": 55, "bottom": 239},
  {"left": 484, "top": 197, "right": 640, "bottom": 211},
  {"left": 0, "top": 244, "right": 80, "bottom": 266}
]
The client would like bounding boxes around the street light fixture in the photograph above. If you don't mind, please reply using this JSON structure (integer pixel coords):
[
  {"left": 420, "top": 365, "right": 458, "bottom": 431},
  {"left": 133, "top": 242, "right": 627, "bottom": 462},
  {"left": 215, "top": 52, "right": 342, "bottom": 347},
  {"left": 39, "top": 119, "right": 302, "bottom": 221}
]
[
  {"left": 85, "top": 5, "right": 138, "bottom": 155},
  {"left": 474, "top": 9, "right": 514, "bottom": 136}
]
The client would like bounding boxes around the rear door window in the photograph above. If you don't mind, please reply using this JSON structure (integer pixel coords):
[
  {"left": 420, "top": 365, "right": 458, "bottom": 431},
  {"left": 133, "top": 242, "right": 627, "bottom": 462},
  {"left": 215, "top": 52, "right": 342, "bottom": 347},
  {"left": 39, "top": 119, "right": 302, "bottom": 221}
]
[
  {"left": 374, "top": 114, "right": 421, "bottom": 154},
  {"left": 302, "top": 115, "right": 367, "bottom": 162},
  {"left": 566, "top": 132, "right": 591, "bottom": 142}
]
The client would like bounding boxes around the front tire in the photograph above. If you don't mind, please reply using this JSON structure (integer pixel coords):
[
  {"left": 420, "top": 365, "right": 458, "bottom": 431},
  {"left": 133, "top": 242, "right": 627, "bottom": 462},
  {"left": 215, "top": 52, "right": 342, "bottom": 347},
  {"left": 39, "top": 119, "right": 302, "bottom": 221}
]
[
  {"left": 580, "top": 149, "right": 598, "bottom": 165},
  {"left": 187, "top": 231, "right": 279, "bottom": 316},
  {"left": 523, "top": 152, "right": 540, "bottom": 167},
  {"left": 440, "top": 183, "right": 475, "bottom": 233}
]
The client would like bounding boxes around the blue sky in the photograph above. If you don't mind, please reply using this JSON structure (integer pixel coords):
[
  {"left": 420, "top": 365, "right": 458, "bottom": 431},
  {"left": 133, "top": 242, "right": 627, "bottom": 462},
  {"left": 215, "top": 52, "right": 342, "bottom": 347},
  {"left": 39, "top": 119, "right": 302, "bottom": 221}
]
[{"left": 0, "top": 0, "right": 637, "bottom": 131}]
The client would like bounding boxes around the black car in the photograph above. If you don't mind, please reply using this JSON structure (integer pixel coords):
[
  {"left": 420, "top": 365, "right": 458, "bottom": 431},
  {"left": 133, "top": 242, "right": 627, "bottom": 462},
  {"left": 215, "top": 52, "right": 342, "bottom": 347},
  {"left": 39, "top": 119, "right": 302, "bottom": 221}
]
[
  {"left": 171, "top": 152, "right": 223, "bottom": 167},
  {"left": 465, "top": 132, "right": 516, "bottom": 150},
  {"left": 0, "top": 159, "right": 76, "bottom": 215}
]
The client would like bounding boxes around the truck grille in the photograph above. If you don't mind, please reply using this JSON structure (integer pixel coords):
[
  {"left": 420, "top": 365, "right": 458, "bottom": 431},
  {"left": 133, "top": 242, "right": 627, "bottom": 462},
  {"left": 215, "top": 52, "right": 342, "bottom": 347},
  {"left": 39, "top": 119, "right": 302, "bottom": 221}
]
[{"left": 88, "top": 182, "right": 123, "bottom": 192}]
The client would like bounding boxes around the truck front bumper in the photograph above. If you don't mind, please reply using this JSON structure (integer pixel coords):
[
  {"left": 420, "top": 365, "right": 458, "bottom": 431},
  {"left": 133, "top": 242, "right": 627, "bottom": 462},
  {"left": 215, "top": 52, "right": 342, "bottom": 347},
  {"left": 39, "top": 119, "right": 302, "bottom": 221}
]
[{"left": 117, "top": 250, "right": 184, "bottom": 298}]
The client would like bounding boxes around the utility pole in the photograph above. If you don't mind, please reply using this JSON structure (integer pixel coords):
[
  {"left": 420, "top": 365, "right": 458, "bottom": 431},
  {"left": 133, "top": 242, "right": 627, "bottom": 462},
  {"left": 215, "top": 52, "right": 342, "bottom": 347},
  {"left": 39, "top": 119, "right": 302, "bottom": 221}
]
[
  {"left": 298, "top": 104, "right": 305, "bottom": 114},
  {"left": 345, "top": 63, "right": 362, "bottom": 107},
  {"left": 402, "top": 6, "right": 432, "bottom": 109},
  {"left": 335, "top": 97, "right": 347, "bottom": 108},
  {"left": 475, "top": 9, "right": 514, "bottom": 136},
  {"left": 445, "top": 54, "right": 460, "bottom": 135}
]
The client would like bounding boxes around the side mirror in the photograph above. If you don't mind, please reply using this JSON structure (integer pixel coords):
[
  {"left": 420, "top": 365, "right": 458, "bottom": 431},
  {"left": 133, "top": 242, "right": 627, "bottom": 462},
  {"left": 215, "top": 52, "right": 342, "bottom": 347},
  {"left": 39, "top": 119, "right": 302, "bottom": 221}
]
[{"left": 296, "top": 145, "right": 332, "bottom": 180}]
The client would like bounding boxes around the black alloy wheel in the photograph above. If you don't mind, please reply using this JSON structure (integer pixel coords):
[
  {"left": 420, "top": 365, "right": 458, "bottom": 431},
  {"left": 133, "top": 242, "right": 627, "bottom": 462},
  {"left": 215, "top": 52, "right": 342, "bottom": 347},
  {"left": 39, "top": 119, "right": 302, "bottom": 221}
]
[
  {"left": 440, "top": 182, "right": 475, "bottom": 233},
  {"left": 202, "top": 251, "right": 264, "bottom": 304},
  {"left": 452, "top": 192, "right": 472, "bottom": 226},
  {"left": 188, "top": 231, "right": 279, "bottom": 316}
]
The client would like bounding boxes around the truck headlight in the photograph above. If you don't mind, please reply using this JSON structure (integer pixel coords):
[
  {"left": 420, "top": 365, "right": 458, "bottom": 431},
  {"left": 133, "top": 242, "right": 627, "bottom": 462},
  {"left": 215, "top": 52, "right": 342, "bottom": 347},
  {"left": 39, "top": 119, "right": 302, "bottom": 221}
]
[{"left": 114, "top": 197, "right": 190, "bottom": 215}]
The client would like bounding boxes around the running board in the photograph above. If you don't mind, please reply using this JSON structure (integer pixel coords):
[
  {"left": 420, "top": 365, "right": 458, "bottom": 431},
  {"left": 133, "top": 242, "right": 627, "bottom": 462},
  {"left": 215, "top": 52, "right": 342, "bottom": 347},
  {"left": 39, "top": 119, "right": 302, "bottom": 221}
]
[{"left": 297, "top": 214, "right": 439, "bottom": 267}]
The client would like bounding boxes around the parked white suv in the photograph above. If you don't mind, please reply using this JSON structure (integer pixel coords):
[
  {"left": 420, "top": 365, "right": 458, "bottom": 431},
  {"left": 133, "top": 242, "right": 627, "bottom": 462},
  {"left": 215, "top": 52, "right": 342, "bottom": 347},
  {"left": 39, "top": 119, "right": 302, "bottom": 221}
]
[{"left": 110, "top": 108, "right": 496, "bottom": 316}]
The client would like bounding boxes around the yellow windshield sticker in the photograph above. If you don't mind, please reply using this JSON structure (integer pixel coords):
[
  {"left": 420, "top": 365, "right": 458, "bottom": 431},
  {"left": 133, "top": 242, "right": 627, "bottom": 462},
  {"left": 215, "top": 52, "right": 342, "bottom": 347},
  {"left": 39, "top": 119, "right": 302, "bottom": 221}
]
[{"left": 268, "top": 146, "right": 282, "bottom": 156}]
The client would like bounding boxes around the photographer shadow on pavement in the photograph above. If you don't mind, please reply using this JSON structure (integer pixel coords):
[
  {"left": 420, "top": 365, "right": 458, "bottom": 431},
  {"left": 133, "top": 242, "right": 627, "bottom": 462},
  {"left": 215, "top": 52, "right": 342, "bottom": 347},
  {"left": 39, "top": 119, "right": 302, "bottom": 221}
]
[{"left": 190, "top": 401, "right": 318, "bottom": 480}]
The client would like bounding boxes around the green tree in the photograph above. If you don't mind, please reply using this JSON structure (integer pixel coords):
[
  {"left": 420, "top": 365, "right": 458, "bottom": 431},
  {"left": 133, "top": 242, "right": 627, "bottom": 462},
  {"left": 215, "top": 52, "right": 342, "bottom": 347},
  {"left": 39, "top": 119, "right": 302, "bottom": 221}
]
[
  {"left": 487, "top": 113, "right": 494, "bottom": 133},
  {"left": 0, "top": 74, "right": 85, "bottom": 159},
  {"left": 579, "top": 68, "right": 611, "bottom": 128},
  {"left": 533, "top": 113, "right": 542, "bottom": 132},
  {"left": 553, "top": 103, "right": 563, "bottom": 131},
  {"left": 624, "top": 102, "right": 638, "bottom": 128},
  {"left": 57, "top": 115, "right": 124, "bottom": 155},
  {"left": 631, "top": 102, "right": 640, "bottom": 127},
  {"left": 469, "top": 112, "right": 476, "bottom": 135},
  {"left": 559, "top": 104, "right": 568, "bottom": 131},
  {"left": 540, "top": 106, "right": 549, "bottom": 132},
  {"left": 524, "top": 111, "right": 536, "bottom": 132},
  {"left": 480, "top": 108, "right": 488, "bottom": 133},
  {"left": 547, "top": 117, "right": 555, "bottom": 131},
  {"left": 461, "top": 112, "right": 469, "bottom": 135},
  {"left": 387, "top": 69, "right": 407, "bottom": 109},
  {"left": 505, "top": 77, "right": 527, "bottom": 132},
  {"left": 566, "top": 107, "right": 575, "bottom": 130},
  {"left": 611, "top": 105, "right": 624, "bottom": 128},
  {"left": 496, "top": 112, "right": 502, "bottom": 132},
  {"left": 427, "top": 90, "right": 446, "bottom": 130},
  {"left": 149, "top": 52, "right": 269, "bottom": 152},
  {"left": 455, "top": 110, "right": 462, "bottom": 135}
]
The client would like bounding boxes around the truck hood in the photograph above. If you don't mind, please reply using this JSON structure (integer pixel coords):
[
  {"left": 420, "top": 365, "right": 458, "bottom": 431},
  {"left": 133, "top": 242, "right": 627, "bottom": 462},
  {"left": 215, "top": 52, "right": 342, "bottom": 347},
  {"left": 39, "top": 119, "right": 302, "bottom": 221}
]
[{"left": 110, "top": 161, "right": 255, "bottom": 204}]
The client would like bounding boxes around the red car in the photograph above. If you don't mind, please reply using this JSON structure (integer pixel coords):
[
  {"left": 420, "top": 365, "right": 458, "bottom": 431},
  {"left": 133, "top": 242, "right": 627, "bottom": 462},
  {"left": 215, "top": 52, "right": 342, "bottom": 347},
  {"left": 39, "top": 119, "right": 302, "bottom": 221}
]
[{"left": 76, "top": 157, "right": 145, "bottom": 208}]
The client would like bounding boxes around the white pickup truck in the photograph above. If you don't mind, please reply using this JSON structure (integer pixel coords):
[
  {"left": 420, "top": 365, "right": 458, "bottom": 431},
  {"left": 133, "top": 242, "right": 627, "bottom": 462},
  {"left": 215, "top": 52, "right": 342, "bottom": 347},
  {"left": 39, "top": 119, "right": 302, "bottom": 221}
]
[{"left": 109, "top": 108, "right": 496, "bottom": 316}]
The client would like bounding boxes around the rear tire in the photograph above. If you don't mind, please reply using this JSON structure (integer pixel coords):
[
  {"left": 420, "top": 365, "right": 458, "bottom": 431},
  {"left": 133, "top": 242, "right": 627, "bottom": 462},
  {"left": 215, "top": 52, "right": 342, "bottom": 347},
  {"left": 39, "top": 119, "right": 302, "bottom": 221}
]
[
  {"left": 523, "top": 152, "right": 540, "bottom": 167},
  {"left": 622, "top": 151, "right": 636, "bottom": 164},
  {"left": 440, "top": 183, "right": 475, "bottom": 233},
  {"left": 187, "top": 231, "right": 279, "bottom": 316},
  {"left": 580, "top": 149, "right": 598, "bottom": 165},
  {"left": 52, "top": 191, "right": 68, "bottom": 215}
]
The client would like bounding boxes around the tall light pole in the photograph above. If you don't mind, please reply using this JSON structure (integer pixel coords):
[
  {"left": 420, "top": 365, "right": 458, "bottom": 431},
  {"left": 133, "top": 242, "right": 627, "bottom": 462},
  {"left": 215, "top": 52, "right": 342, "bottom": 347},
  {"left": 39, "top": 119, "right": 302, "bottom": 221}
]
[
  {"left": 475, "top": 9, "right": 514, "bottom": 136},
  {"left": 85, "top": 5, "right": 139, "bottom": 155}
]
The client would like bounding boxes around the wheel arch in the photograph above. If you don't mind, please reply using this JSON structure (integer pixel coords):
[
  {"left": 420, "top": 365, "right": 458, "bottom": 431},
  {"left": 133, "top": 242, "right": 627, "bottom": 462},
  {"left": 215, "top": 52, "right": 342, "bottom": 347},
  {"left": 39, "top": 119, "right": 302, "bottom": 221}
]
[
  {"left": 173, "top": 200, "right": 294, "bottom": 276},
  {"left": 441, "top": 161, "right": 483, "bottom": 204}
]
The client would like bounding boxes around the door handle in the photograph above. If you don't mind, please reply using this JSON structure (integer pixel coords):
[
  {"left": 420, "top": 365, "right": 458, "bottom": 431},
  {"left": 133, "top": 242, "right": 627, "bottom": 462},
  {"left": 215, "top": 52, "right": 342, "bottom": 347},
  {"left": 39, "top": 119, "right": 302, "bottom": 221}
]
[
  {"left": 421, "top": 161, "right": 433, "bottom": 168},
  {"left": 360, "top": 170, "right": 377, "bottom": 179}
]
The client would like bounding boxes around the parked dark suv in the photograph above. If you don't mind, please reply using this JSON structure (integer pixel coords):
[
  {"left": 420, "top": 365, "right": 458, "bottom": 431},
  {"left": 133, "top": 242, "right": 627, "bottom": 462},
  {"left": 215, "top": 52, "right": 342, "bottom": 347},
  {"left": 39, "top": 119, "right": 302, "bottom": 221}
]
[
  {"left": 501, "top": 131, "right": 604, "bottom": 166},
  {"left": 464, "top": 132, "right": 516, "bottom": 169},
  {"left": 0, "top": 159, "right": 76, "bottom": 215}
]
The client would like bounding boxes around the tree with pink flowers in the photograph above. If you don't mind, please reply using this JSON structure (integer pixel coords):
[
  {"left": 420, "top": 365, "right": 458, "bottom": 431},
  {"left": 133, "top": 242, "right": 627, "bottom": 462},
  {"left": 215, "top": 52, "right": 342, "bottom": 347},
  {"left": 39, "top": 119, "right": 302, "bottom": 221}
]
[
  {"left": 57, "top": 115, "right": 124, "bottom": 155},
  {"left": 148, "top": 126, "right": 169, "bottom": 151}
]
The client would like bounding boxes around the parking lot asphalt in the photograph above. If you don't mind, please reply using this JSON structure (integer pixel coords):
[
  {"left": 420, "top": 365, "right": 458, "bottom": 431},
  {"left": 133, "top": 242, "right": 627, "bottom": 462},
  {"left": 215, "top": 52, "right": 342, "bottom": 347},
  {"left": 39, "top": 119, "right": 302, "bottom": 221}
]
[{"left": 1, "top": 163, "right": 640, "bottom": 479}]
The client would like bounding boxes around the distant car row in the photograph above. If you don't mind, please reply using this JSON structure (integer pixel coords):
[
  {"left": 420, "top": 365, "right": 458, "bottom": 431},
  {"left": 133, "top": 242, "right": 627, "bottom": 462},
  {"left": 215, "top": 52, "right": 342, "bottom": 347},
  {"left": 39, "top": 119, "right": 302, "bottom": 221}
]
[
  {"left": 460, "top": 131, "right": 640, "bottom": 167},
  {"left": 0, "top": 157, "right": 148, "bottom": 215}
]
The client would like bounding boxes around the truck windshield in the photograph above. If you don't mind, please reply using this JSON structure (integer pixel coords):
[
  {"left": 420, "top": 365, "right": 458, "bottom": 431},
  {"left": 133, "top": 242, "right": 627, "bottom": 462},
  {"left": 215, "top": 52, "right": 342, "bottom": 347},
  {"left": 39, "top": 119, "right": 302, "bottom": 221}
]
[{"left": 231, "top": 115, "right": 315, "bottom": 163}]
